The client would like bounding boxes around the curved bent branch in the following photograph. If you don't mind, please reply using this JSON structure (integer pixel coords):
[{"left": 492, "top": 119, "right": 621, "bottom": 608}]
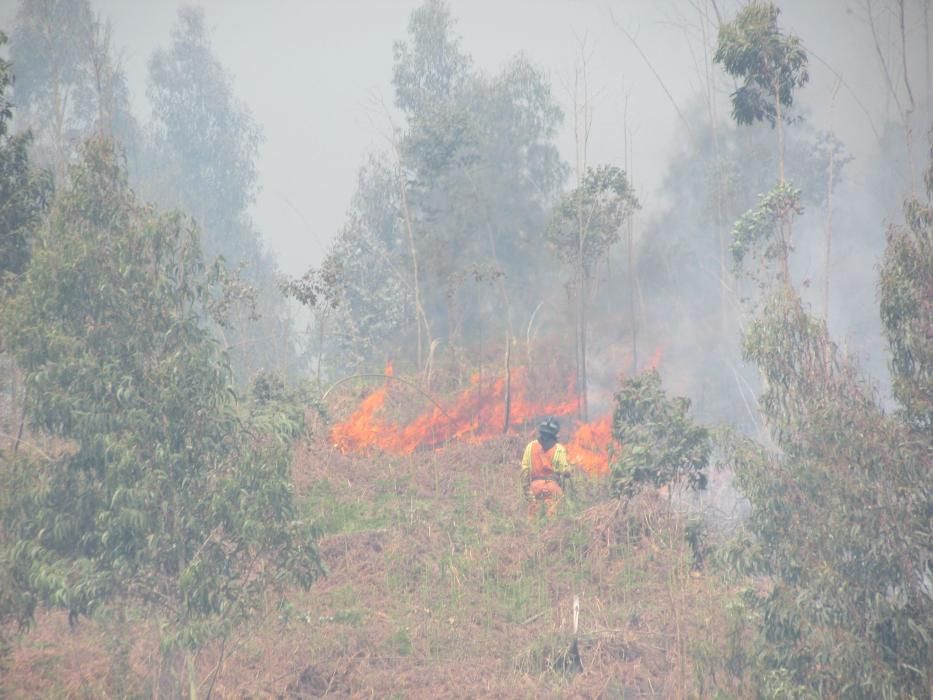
[{"left": 321, "top": 373, "right": 452, "bottom": 420}]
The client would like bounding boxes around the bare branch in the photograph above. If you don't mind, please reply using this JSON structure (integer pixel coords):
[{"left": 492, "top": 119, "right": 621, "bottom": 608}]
[
  {"left": 866, "top": 0, "right": 906, "bottom": 117},
  {"left": 321, "top": 373, "right": 452, "bottom": 421},
  {"left": 897, "top": 0, "right": 916, "bottom": 114},
  {"left": 804, "top": 46, "right": 881, "bottom": 141},
  {"left": 607, "top": 6, "right": 693, "bottom": 137}
]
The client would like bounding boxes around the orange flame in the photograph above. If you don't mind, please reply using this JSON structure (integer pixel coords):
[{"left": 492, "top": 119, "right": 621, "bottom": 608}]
[
  {"left": 646, "top": 346, "right": 664, "bottom": 370},
  {"left": 331, "top": 367, "right": 577, "bottom": 455},
  {"left": 566, "top": 413, "right": 615, "bottom": 476},
  {"left": 330, "top": 348, "right": 663, "bottom": 476}
]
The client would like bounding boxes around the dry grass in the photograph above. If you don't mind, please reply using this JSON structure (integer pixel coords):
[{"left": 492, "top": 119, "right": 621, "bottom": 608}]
[{"left": 3, "top": 416, "right": 738, "bottom": 698}]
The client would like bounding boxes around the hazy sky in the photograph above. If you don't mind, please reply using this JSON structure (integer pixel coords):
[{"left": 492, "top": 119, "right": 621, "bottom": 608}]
[{"left": 0, "top": 0, "right": 917, "bottom": 277}]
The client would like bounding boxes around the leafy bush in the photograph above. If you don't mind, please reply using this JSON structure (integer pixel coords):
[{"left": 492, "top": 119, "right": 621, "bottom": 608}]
[
  {"left": 721, "top": 287, "right": 932, "bottom": 697},
  {"left": 1, "top": 142, "right": 323, "bottom": 661},
  {"left": 610, "top": 369, "right": 710, "bottom": 496}
]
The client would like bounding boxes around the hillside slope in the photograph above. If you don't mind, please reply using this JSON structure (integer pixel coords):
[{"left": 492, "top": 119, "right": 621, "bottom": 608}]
[{"left": 5, "top": 412, "right": 730, "bottom": 698}]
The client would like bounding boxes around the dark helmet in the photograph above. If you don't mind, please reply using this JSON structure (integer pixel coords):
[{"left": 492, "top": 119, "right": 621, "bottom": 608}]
[{"left": 538, "top": 417, "right": 560, "bottom": 437}]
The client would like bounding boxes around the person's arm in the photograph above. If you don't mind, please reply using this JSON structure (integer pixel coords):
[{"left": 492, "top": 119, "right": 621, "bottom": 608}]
[
  {"left": 552, "top": 444, "right": 570, "bottom": 475},
  {"left": 521, "top": 443, "right": 533, "bottom": 482}
]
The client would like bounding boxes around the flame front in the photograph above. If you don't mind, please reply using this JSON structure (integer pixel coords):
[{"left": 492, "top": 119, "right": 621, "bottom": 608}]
[
  {"left": 566, "top": 413, "right": 615, "bottom": 476},
  {"left": 330, "top": 351, "right": 662, "bottom": 475},
  {"left": 329, "top": 368, "right": 616, "bottom": 474},
  {"left": 331, "top": 367, "right": 577, "bottom": 455}
]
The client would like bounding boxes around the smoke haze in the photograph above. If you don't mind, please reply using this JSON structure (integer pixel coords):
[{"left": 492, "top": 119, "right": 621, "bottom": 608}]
[{"left": 1, "top": 0, "right": 928, "bottom": 396}]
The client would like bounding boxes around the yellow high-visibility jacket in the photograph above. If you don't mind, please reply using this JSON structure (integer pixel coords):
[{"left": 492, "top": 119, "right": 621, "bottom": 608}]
[{"left": 521, "top": 440, "right": 570, "bottom": 483}]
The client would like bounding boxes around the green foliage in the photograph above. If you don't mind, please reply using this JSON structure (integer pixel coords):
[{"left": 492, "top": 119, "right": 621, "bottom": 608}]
[
  {"left": 0, "top": 32, "right": 11, "bottom": 130},
  {"left": 731, "top": 181, "right": 802, "bottom": 269},
  {"left": 303, "top": 484, "right": 383, "bottom": 537},
  {"left": 714, "top": 1, "right": 809, "bottom": 128},
  {"left": 610, "top": 369, "right": 710, "bottom": 496},
  {"left": 10, "top": 0, "right": 139, "bottom": 171},
  {"left": 388, "top": 626, "right": 413, "bottom": 656},
  {"left": 315, "top": 0, "right": 568, "bottom": 373},
  {"left": 0, "top": 50, "right": 51, "bottom": 665},
  {"left": 202, "top": 259, "right": 260, "bottom": 329},
  {"left": 0, "top": 31, "right": 51, "bottom": 296},
  {"left": 146, "top": 7, "right": 260, "bottom": 243},
  {"left": 547, "top": 164, "right": 639, "bottom": 275},
  {"left": 1, "top": 141, "right": 322, "bottom": 644},
  {"left": 281, "top": 253, "right": 343, "bottom": 311},
  {"left": 392, "top": 0, "right": 471, "bottom": 117},
  {"left": 725, "top": 288, "right": 932, "bottom": 697},
  {"left": 637, "top": 104, "right": 850, "bottom": 429},
  {"left": 247, "top": 370, "right": 322, "bottom": 443},
  {"left": 397, "top": 10, "right": 566, "bottom": 347},
  {"left": 301, "top": 156, "right": 413, "bottom": 371},
  {"left": 879, "top": 138, "right": 933, "bottom": 433}
]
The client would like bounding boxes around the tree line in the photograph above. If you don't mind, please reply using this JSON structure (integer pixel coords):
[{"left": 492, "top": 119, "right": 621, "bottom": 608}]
[{"left": 0, "top": 0, "right": 930, "bottom": 696}]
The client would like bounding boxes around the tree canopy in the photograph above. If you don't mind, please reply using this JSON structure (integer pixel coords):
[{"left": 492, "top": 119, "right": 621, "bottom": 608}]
[
  {"left": 2, "top": 141, "right": 323, "bottom": 646},
  {"left": 0, "top": 31, "right": 50, "bottom": 296},
  {"left": 714, "top": 1, "right": 809, "bottom": 129}
]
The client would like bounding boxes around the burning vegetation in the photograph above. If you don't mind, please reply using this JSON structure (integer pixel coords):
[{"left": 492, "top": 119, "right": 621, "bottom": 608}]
[
  {"left": 329, "top": 348, "right": 665, "bottom": 477},
  {"left": 1, "top": 0, "right": 931, "bottom": 697},
  {"left": 329, "top": 355, "right": 666, "bottom": 476}
]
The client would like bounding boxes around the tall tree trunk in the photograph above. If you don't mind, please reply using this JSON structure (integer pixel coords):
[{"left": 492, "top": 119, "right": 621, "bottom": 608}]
[
  {"left": 774, "top": 78, "right": 791, "bottom": 288},
  {"left": 774, "top": 77, "right": 785, "bottom": 185},
  {"left": 392, "top": 138, "right": 431, "bottom": 372},
  {"left": 824, "top": 81, "right": 841, "bottom": 328},
  {"left": 502, "top": 330, "right": 512, "bottom": 433},
  {"left": 578, "top": 262, "right": 589, "bottom": 421},
  {"left": 316, "top": 311, "right": 326, "bottom": 387},
  {"left": 898, "top": 0, "right": 917, "bottom": 193},
  {"left": 571, "top": 42, "right": 592, "bottom": 421},
  {"left": 867, "top": 0, "right": 916, "bottom": 192},
  {"left": 623, "top": 96, "right": 638, "bottom": 375},
  {"left": 52, "top": 64, "right": 67, "bottom": 186},
  {"left": 575, "top": 178, "right": 585, "bottom": 418},
  {"left": 926, "top": 0, "right": 931, "bottom": 109},
  {"left": 627, "top": 213, "right": 638, "bottom": 377},
  {"left": 699, "top": 0, "right": 729, "bottom": 335}
]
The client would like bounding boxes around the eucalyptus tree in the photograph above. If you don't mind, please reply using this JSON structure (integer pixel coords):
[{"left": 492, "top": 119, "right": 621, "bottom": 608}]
[
  {"left": 145, "top": 7, "right": 261, "bottom": 266},
  {"left": 610, "top": 369, "right": 710, "bottom": 497},
  {"left": 284, "top": 153, "right": 415, "bottom": 379},
  {"left": 0, "top": 31, "right": 50, "bottom": 297},
  {"left": 1, "top": 141, "right": 323, "bottom": 691},
  {"left": 304, "top": 0, "right": 565, "bottom": 380},
  {"left": 880, "top": 140, "right": 933, "bottom": 434},
  {"left": 0, "top": 33, "right": 51, "bottom": 664},
  {"left": 10, "top": 0, "right": 92, "bottom": 178},
  {"left": 318, "top": 156, "right": 414, "bottom": 375},
  {"left": 713, "top": 118, "right": 933, "bottom": 700},
  {"left": 546, "top": 164, "right": 637, "bottom": 419},
  {"left": 638, "top": 108, "right": 846, "bottom": 426},
  {"left": 393, "top": 0, "right": 472, "bottom": 121},
  {"left": 724, "top": 288, "right": 931, "bottom": 697},
  {"left": 10, "top": 0, "right": 137, "bottom": 181},
  {"left": 714, "top": 1, "right": 808, "bottom": 183},
  {"left": 708, "top": 6, "right": 932, "bottom": 693},
  {"left": 0, "top": 28, "right": 51, "bottom": 498},
  {"left": 145, "top": 7, "right": 298, "bottom": 381},
  {"left": 390, "top": 0, "right": 565, "bottom": 374},
  {"left": 715, "top": 1, "right": 809, "bottom": 288}
]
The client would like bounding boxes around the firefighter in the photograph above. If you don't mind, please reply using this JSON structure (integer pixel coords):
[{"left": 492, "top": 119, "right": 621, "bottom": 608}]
[{"left": 521, "top": 417, "right": 572, "bottom": 519}]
